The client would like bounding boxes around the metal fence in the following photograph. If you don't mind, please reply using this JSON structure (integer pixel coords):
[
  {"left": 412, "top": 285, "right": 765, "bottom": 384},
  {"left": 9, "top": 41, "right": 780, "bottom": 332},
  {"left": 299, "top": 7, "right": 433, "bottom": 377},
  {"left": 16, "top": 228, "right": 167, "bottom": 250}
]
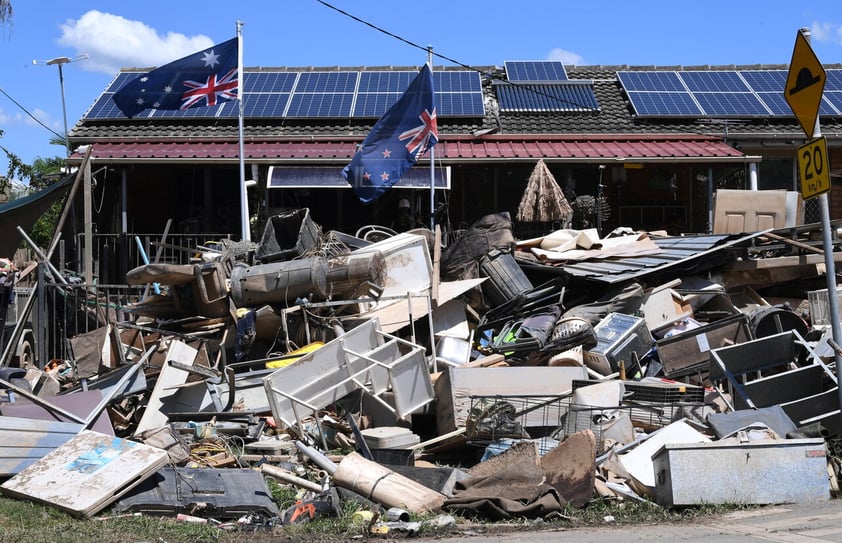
[
  {"left": 34, "top": 280, "right": 146, "bottom": 364},
  {"left": 74, "top": 232, "right": 234, "bottom": 283}
]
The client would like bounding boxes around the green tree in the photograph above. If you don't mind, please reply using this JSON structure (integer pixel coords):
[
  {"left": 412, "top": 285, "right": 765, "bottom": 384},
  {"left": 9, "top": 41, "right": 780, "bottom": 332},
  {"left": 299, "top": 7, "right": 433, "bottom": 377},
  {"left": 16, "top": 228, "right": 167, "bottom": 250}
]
[{"left": 2, "top": 141, "right": 67, "bottom": 249}]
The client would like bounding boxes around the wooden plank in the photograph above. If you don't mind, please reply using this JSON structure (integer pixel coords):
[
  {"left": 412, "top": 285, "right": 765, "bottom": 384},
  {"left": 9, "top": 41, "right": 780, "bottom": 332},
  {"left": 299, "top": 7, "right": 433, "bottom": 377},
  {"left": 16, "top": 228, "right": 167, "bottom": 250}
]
[{"left": 0, "top": 430, "right": 169, "bottom": 518}]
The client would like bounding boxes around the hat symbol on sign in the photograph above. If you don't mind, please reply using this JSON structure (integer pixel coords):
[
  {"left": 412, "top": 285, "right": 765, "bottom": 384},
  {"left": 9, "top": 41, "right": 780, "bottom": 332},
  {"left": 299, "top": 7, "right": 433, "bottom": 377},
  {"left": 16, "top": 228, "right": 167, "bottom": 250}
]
[{"left": 789, "top": 67, "right": 821, "bottom": 95}]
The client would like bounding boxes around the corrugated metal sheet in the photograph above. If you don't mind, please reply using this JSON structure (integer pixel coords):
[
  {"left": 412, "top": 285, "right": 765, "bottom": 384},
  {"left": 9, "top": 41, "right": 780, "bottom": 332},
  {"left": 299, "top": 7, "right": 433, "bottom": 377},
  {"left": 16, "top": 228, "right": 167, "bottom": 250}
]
[
  {"left": 84, "top": 135, "right": 743, "bottom": 162},
  {"left": 519, "top": 232, "right": 762, "bottom": 284}
]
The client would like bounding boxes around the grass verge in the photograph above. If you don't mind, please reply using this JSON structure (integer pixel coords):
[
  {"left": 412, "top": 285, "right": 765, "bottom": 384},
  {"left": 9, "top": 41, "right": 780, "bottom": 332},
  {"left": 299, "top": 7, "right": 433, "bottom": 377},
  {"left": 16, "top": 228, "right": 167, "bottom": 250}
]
[{"left": 0, "top": 492, "right": 757, "bottom": 543}]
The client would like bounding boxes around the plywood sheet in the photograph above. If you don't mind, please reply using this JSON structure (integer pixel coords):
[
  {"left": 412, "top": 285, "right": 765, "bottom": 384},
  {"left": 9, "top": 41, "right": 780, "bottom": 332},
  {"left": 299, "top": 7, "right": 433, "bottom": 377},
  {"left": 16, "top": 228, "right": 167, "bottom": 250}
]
[{"left": 1, "top": 430, "right": 169, "bottom": 517}]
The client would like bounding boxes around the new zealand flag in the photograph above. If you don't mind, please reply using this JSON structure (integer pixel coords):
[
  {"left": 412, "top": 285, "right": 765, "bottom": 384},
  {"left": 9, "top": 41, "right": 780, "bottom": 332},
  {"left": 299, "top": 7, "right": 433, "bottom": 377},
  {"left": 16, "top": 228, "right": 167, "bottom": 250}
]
[
  {"left": 113, "top": 38, "right": 238, "bottom": 118},
  {"left": 342, "top": 64, "right": 439, "bottom": 204}
]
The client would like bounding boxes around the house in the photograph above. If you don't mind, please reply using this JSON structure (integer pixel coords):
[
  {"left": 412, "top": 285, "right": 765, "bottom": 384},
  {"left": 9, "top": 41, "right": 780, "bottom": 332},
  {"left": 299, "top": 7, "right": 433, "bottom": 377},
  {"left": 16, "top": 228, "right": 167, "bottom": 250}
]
[{"left": 62, "top": 60, "right": 842, "bottom": 283}]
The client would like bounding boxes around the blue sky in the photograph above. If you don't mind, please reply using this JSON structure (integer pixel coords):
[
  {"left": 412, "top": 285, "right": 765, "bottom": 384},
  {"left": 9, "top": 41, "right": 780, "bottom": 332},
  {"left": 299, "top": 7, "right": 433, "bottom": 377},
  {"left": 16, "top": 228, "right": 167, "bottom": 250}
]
[{"left": 2, "top": 1, "right": 842, "bottom": 185}]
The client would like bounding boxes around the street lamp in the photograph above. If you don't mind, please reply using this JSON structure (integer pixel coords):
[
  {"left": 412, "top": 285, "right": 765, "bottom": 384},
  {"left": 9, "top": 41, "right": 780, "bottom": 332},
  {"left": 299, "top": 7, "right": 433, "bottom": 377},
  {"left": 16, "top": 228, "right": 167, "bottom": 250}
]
[{"left": 33, "top": 53, "right": 88, "bottom": 158}]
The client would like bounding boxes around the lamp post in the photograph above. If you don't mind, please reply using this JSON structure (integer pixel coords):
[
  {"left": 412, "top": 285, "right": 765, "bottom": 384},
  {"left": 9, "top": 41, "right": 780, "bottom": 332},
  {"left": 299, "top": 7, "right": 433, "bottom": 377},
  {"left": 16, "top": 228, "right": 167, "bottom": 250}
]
[{"left": 33, "top": 53, "right": 88, "bottom": 158}]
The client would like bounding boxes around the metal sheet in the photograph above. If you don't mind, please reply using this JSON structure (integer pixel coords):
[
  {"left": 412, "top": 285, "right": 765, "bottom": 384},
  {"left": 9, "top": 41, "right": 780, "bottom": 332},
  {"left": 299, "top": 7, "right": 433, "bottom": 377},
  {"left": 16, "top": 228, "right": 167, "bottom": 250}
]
[{"left": 0, "top": 429, "right": 169, "bottom": 517}]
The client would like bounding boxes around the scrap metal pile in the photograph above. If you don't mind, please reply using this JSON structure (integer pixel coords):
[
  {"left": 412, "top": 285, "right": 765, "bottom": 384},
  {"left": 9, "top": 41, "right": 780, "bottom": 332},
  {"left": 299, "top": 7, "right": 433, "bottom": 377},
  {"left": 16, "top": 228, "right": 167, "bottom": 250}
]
[{"left": 0, "top": 208, "right": 840, "bottom": 533}]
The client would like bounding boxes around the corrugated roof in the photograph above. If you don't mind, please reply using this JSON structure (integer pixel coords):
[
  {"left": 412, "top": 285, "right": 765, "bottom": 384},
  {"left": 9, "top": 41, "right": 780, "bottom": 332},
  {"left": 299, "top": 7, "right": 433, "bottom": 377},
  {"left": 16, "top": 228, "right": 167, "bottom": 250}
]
[
  {"left": 81, "top": 134, "right": 743, "bottom": 163},
  {"left": 518, "top": 232, "right": 762, "bottom": 285}
]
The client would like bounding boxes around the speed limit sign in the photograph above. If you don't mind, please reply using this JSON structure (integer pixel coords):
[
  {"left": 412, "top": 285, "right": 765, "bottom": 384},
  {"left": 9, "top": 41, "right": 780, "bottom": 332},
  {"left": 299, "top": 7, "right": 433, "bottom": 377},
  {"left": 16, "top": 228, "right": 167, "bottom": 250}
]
[{"left": 798, "top": 136, "right": 831, "bottom": 200}]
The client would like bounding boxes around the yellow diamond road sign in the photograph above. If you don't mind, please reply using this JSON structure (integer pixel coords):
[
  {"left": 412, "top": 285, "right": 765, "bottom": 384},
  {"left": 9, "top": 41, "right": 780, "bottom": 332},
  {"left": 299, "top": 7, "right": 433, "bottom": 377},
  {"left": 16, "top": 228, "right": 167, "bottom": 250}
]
[{"left": 785, "top": 31, "right": 826, "bottom": 138}]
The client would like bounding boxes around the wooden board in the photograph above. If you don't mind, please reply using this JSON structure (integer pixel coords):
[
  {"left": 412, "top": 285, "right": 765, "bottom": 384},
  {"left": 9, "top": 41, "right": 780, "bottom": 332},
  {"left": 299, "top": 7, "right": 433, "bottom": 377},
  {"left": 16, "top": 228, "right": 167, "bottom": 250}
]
[
  {"left": 0, "top": 415, "right": 82, "bottom": 477},
  {"left": 1, "top": 429, "right": 169, "bottom": 517}
]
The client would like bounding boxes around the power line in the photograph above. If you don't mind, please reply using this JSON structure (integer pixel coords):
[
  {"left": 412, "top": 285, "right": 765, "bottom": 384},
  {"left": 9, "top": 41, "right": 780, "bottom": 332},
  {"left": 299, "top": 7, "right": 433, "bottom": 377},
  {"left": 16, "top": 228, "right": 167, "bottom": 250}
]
[
  {"left": 0, "top": 86, "right": 65, "bottom": 140},
  {"left": 313, "top": 0, "right": 593, "bottom": 110}
]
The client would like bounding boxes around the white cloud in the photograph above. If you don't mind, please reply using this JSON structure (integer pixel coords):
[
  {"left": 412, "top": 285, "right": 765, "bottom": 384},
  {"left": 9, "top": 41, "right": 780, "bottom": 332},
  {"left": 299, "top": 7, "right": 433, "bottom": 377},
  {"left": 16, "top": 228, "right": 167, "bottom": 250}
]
[
  {"left": 57, "top": 11, "right": 215, "bottom": 74},
  {"left": 811, "top": 21, "right": 842, "bottom": 45},
  {"left": 547, "top": 48, "right": 585, "bottom": 66}
]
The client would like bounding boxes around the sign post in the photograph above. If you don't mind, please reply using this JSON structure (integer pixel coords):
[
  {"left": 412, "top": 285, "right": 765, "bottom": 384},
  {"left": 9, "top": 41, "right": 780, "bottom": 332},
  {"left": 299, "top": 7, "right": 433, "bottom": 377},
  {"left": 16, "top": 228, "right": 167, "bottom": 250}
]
[{"left": 786, "top": 28, "right": 842, "bottom": 419}]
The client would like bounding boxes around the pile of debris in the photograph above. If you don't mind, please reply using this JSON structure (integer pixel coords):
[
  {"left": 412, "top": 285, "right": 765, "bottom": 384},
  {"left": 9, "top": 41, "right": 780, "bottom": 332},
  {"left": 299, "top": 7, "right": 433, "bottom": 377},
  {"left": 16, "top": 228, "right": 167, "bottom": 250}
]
[{"left": 0, "top": 208, "right": 840, "bottom": 534}]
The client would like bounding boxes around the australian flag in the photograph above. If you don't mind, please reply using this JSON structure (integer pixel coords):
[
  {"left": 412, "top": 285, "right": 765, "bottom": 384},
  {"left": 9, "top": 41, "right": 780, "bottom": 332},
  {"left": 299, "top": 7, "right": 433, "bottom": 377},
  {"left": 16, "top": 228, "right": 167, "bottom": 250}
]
[
  {"left": 342, "top": 64, "right": 439, "bottom": 204},
  {"left": 113, "top": 38, "right": 238, "bottom": 118}
]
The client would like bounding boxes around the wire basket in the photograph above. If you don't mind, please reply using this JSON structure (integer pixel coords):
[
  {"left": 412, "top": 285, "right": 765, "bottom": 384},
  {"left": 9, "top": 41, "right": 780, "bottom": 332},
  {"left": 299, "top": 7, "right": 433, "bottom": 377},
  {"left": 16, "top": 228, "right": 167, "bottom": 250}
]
[{"left": 466, "top": 393, "right": 705, "bottom": 454}]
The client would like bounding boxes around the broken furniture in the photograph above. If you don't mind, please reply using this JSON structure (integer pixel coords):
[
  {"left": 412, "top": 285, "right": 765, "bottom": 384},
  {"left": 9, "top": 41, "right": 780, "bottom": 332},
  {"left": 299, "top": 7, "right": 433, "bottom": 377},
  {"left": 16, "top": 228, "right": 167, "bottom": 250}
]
[
  {"left": 708, "top": 329, "right": 841, "bottom": 436},
  {"left": 263, "top": 318, "right": 434, "bottom": 444},
  {"left": 655, "top": 313, "right": 753, "bottom": 381},
  {"left": 125, "top": 261, "right": 231, "bottom": 318}
]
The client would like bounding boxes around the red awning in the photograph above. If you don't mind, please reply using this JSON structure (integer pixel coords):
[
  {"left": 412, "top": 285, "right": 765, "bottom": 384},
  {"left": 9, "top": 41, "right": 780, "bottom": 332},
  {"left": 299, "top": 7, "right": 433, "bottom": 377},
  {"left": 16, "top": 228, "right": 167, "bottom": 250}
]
[{"left": 78, "top": 134, "right": 744, "bottom": 163}]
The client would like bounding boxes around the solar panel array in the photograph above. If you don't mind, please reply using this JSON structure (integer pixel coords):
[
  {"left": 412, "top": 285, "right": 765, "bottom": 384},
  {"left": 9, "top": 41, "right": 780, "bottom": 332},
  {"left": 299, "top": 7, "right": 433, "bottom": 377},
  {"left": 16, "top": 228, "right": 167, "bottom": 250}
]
[
  {"left": 504, "top": 60, "right": 569, "bottom": 82},
  {"left": 498, "top": 60, "right": 598, "bottom": 112},
  {"left": 84, "top": 69, "right": 484, "bottom": 120},
  {"left": 619, "top": 69, "right": 842, "bottom": 117}
]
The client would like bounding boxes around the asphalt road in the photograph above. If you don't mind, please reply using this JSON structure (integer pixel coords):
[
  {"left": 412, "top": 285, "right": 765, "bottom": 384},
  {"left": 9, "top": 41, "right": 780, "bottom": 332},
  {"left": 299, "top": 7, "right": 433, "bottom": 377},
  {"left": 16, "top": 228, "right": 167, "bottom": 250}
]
[{"left": 421, "top": 499, "right": 842, "bottom": 543}]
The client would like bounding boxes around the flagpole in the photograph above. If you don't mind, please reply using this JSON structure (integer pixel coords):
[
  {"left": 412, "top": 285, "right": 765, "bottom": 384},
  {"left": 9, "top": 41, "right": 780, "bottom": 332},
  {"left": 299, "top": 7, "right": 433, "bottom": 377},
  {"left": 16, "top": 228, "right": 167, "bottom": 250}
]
[
  {"left": 236, "top": 20, "right": 250, "bottom": 242},
  {"left": 427, "top": 46, "right": 435, "bottom": 231}
]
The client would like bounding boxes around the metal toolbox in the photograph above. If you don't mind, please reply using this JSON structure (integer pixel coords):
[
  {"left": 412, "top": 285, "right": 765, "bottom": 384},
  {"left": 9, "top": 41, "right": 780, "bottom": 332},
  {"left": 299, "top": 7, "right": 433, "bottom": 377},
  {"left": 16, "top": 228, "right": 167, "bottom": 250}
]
[{"left": 652, "top": 438, "right": 830, "bottom": 506}]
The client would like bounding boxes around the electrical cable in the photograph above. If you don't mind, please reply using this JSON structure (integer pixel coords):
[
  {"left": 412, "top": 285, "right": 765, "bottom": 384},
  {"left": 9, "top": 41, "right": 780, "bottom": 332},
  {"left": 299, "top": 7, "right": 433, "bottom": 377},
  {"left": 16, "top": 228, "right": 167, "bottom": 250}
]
[
  {"left": 314, "top": 0, "right": 594, "bottom": 110},
  {"left": 0, "top": 86, "right": 65, "bottom": 140}
]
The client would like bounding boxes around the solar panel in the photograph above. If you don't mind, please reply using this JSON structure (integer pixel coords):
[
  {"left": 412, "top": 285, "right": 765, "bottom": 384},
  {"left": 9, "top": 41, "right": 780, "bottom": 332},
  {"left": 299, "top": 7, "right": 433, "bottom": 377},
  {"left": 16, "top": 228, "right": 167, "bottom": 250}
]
[
  {"left": 84, "top": 94, "right": 126, "bottom": 119},
  {"left": 505, "top": 61, "right": 568, "bottom": 81},
  {"left": 617, "top": 69, "right": 842, "bottom": 118},
  {"left": 435, "top": 92, "right": 485, "bottom": 116},
  {"left": 435, "top": 71, "right": 482, "bottom": 91},
  {"left": 286, "top": 92, "right": 353, "bottom": 117},
  {"left": 679, "top": 71, "right": 750, "bottom": 92},
  {"left": 693, "top": 92, "right": 768, "bottom": 116},
  {"left": 625, "top": 91, "right": 703, "bottom": 116},
  {"left": 617, "top": 71, "right": 685, "bottom": 91},
  {"left": 496, "top": 83, "right": 599, "bottom": 112},
  {"left": 295, "top": 71, "right": 358, "bottom": 93},
  {"left": 821, "top": 92, "right": 842, "bottom": 115},
  {"left": 739, "top": 70, "right": 786, "bottom": 92},
  {"left": 243, "top": 93, "right": 292, "bottom": 117},
  {"left": 357, "top": 71, "right": 415, "bottom": 92},
  {"left": 433, "top": 71, "right": 484, "bottom": 117},
  {"left": 247, "top": 72, "right": 297, "bottom": 93},
  {"left": 756, "top": 91, "right": 794, "bottom": 115},
  {"left": 352, "top": 92, "right": 402, "bottom": 117},
  {"left": 104, "top": 72, "right": 146, "bottom": 93}
]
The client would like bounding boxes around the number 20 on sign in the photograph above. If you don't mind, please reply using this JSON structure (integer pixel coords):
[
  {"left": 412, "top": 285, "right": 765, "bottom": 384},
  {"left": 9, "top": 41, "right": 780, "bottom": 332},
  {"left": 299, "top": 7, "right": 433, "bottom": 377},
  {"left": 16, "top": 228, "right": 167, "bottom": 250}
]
[{"left": 798, "top": 136, "right": 831, "bottom": 200}]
